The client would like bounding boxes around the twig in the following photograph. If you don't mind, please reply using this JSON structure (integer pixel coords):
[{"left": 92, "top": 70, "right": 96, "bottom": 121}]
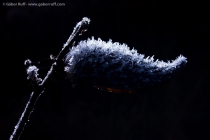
[{"left": 9, "top": 17, "right": 90, "bottom": 140}]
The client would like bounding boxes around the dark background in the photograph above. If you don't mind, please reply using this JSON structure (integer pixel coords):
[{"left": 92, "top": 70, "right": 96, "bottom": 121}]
[{"left": 1, "top": 0, "right": 209, "bottom": 140}]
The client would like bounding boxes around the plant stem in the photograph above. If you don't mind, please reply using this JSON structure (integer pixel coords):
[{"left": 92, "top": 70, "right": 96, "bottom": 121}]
[{"left": 9, "top": 17, "right": 90, "bottom": 140}]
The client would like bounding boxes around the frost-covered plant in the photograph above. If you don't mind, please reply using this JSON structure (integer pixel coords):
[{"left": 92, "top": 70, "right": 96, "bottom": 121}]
[
  {"left": 10, "top": 17, "right": 187, "bottom": 140},
  {"left": 64, "top": 37, "right": 187, "bottom": 91},
  {"left": 10, "top": 17, "right": 90, "bottom": 140}
]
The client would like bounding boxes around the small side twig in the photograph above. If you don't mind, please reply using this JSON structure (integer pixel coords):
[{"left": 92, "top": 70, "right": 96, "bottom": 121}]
[{"left": 9, "top": 17, "right": 90, "bottom": 140}]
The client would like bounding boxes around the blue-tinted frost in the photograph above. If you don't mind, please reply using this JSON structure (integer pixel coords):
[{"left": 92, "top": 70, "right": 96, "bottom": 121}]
[
  {"left": 64, "top": 37, "right": 187, "bottom": 90},
  {"left": 26, "top": 66, "right": 39, "bottom": 80}
]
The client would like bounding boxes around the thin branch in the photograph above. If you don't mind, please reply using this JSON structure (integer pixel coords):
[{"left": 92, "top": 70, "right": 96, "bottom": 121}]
[{"left": 9, "top": 17, "right": 90, "bottom": 140}]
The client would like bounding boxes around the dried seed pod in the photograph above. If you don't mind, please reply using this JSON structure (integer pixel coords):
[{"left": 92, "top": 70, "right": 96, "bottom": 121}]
[{"left": 64, "top": 37, "right": 187, "bottom": 92}]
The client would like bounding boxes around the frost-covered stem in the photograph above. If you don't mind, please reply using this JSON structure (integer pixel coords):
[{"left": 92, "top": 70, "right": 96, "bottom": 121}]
[
  {"left": 9, "top": 90, "right": 43, "bottom": 140},
  {"left": 55, "top": 17, "right": 90, "bottom": 64},
  {"left": 10, "top": 17, "right": 90, "bottom": 140}
]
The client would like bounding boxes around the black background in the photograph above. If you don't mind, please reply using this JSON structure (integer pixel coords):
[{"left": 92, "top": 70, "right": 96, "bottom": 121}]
[{"left": 0, "top": 0, "right": 209, "bottom": 140}]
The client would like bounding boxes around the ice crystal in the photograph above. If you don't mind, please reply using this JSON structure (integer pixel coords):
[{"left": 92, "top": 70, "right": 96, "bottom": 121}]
[{"left": 64, "top": 37, "right": 187, "bottom": 90}]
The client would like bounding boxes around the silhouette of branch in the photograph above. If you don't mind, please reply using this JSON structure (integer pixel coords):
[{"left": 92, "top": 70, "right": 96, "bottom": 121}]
[{"left": 9, "top": 17, "right": 90, "bottom": 140}]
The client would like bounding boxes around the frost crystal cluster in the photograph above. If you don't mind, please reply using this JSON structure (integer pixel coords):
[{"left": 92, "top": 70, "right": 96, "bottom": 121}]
[
  {"left": 64, "top": 37, "right": 187, "bottom": 90},
  {"left": 26, "top": 66, "right": 39, "bottom": 81}
]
